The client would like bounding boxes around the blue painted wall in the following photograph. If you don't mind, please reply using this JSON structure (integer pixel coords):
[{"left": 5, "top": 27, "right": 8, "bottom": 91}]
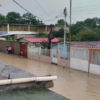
[{"left": 52, "top": 43, "right": 69, "bottom": 58}]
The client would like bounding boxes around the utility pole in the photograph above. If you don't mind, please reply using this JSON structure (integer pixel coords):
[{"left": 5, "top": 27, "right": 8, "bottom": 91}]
[
  {"left": 69, "top": 0, "right": 72, "bottom": 58},
  {"left": 63, "top": 7, "right": 67, "bottom": 67}
]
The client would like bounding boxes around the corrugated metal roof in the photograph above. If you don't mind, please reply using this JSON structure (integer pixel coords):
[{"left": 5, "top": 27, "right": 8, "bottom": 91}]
[
  {"left": 71, "top": 45, "right": 100, "bottom": 51},
  {"left": 24, "top": 38, "right": 59, "bottom": 43}
]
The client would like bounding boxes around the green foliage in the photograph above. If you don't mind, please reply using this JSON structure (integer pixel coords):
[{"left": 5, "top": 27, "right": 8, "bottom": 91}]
[
  {"left": 77, "top": 30, "right": 100, "bottom": 41},
  {"left": 0, "top": 12, "right": 44, "bottom": 25},
  {"left": 71, "top": 17, "right": 100, "bottom": 41},
  {"left": 35, "top": 32, "right": 48, "bottom": 37},
  {"left": 0, "top": 14, "right": 7, "bottom": 24},
  {"left": 72, "top": 21, "right": 85, "bottom": 35},
  {"left": 6, "top": 35, "right": 16, "bottom": 41},
  {"left": 53, "top": 28, "right": 69, "bottom": 39},
  {"left": 71, "top": 35, "right": 80, "bottom": 41},
  {"left": 59, "top": 38, "right": 64, "bottom": 42},
  {"left": 6, "top": 12, "right": 21, "bottom": 24},
  {"left": 55, "top": 19, "right": 68, "bottom": 27},
  {"left": 20, "top": 13, "right": 44, "bottom": 25}
]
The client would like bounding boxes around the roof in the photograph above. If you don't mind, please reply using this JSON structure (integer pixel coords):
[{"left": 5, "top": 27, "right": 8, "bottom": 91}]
[
  {"left": 71, "top": 45, "right": 100, "bottom": 51},
  {"left": 71, "top": 41, "right": 100, "bottom": 47},
  {"left": 0, "top": 32, "right": 36, "bottom": 37},
  {"left": 24, "top": 38, "right": 59, "bottom": 43},
  {"left": 89, "top": 47, "right": 100, "bottom": 51}
]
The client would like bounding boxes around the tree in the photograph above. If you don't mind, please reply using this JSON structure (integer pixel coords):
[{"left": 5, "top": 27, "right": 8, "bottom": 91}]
[
  {"left": 77, "top": 30, "right": 100, "bottom": 41},
  {"left": 35, "top": 32, "right": 48, "bottom": 37},
  {"left": 53, "top": 28, "right": 69, "bottom": 38},
  {"left": 6, "top": 12, "right": 21, "bottom": 24},
  {"left": 84, "top": 18, "right": 99, "bottom": 28},
  {"left": 21, "top": 13, "right": 44, "bottom": 25},
  {"left": 55, "top": 19, "right": 68, "bottom": 27},
  {"left": 47, "top": 25, "right": 54, "bottom": 49},
  {"left": 71, "top": 35, "right": 80, "bottom": 41},
  {"left": 21, "top": 13, "right": 34, "bottom": 24},
  {"left": 0, "top": 14, "right": 7, "bottom": 24},
  {"left": 72, "top": 21, "right": 85, "bottom": 35}
]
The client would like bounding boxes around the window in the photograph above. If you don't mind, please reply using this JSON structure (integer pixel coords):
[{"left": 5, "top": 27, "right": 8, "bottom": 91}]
[
  {"left": 72, "top": 48, "right": 88, "bottom": 60},
  {"left": 92, "top": 51, "right": 100, "bottom": 65}
]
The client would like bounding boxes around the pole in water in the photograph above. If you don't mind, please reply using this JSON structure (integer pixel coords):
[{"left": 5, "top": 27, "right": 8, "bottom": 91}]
[{"left": 63, "top": 7, "right": 67, "bottom": 68}]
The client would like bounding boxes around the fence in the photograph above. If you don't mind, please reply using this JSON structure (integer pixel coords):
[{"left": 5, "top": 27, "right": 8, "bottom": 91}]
[
  {"left": 89, "top": 51, "right": 100, "bottom": 75},
  {"left": 52, "top": 43, "right": 70, "bottom": 59},
  {"left": 70, "top": 47, "right": 89, "bottom": 72},
  {"left": 72, "top": 48, "right": 88, "bottom": 60},
  {"left": 92, "top": 51, "right": 100, "bottom": 66},
  {"left": 41, "top": 49, "right": 50, "bottom": 57},
  {"left": 70, "top": 46, "right": 100, "bottom": 75},
  {"left": 27, "top": 46, "right": 70, "bottom": 67},
  {"left": 29, "top": 46, "right": 39, "bottom": 54}
]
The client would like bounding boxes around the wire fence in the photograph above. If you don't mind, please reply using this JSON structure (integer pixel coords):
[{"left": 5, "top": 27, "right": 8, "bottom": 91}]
[
  {"left": 28, "top": 45, "right": 70, "bottom": 59},
  {"left": 72, "top": 48, "right": 88, "bottom": 60},
  {"left": 41, "top": 49, "right": 50, "bottom": 57},
  {"left": 92, "top": 51, "right": 100, "bottom": 65},
  {"left": 29, "top": 46, "right": 39, "bottom": 54}
]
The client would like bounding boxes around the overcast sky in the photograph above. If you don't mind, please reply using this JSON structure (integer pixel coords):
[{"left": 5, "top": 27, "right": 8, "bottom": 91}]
[{"left": 0, "top": 0, "right": 100, "bottom": 25}]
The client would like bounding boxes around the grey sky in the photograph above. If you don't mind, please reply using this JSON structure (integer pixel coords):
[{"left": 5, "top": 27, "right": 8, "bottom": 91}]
[{"left": 0, "top": 0, "right": 100, "bottom": 25}]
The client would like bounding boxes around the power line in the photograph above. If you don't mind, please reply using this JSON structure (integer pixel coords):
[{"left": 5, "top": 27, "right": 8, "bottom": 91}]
[
  {"left": 34, "top": 0, "right": 51, "bottom": 18},
  {"left": 13, "top": 0, "right": 63, "bottom": 21},
  {"left": 71, "top": 4, "right": 100, "bottom": 9},
  {"left": 36, "top": 9, "right": 63, "bottom": 15},
  {"left": 68, "top": 11, "right": 100, "bottom": 15}
]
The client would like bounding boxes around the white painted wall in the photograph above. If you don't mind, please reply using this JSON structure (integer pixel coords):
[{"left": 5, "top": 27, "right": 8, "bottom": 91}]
[
  {"left": 0, "top": 31, "right": 37, "bottom": 36},
  {"left": 70, "top": 58, "right": 89, "bottom": 72},
  {"left": 9, "top": 31, "right": 36, "bottom": 35},
  {"left": 90, "top": 64, "right": 100, "bottom": 75},
  {"left": 52, "top": 57, "right": 58, "bottom": 64}
]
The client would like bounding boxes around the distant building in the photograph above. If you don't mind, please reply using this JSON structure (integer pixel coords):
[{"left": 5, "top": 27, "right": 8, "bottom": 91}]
[
  {"left": 0, "top": 24, "right": 69, "bottom": 40},
  {"left": 19, "top": 37, "right": 59, "bottom": 47}
]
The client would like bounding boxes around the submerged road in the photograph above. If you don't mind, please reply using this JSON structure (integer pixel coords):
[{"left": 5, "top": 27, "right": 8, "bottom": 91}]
[{"left": 0, "top": 52, "right": 100, "bottom": 100}]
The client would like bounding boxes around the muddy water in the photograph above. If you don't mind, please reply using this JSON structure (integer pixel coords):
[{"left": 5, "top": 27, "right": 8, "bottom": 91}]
[{"left": 0, "top": 53, "right": 100, "bottom": 100}]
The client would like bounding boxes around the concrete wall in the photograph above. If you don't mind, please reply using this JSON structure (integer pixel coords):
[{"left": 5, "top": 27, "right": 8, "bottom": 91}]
[
  {"left": 28, "top": 52, "right": 52, "bottom": 63},
  {"left": 28, "top": 48, "right": 70, "bottom": 67},
  {"left": 28, "top": 53, "right": 40, "bottom": 61},
  {"left": 40, "top": 55, "right": 52, "bottom": 63},
  {"left": 58, "top": 58, "right": 70, "bottom": 67},
  {"left": 0, "top": 40, "right": 20, "bottom": 55},
  {"left": 27, "top": 48, "right": 52, "bottom": 64},
  {"left": 70, "top": 58, "right": 89, "bottom": 72},
  {"left": 90, "top": 64, "right": 100, "bottom": 75}
]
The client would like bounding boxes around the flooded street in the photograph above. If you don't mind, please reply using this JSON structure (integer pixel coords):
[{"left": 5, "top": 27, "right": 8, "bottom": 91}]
[{"left": 0, "top": 53, "right": 100, "bottom": 100}]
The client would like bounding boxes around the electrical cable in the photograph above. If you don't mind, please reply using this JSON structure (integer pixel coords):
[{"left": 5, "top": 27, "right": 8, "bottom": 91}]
[
  {"left": 13, "top": 0, "right": 63, "bottom": 21},
  {"left": 34, "top": 0, "right": 50, "bottom": 18}
]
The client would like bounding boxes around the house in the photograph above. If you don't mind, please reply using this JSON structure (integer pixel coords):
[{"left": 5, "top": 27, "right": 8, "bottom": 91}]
[
  {"left": 70, "top": 44, "right": 100, "bottom": 75},
  {"left": 51, "top": 41, "right": 100, "bottom": 60},
  {"left": 0, "top": 24, "right": 69, "bottom": 40},
  {"left": 19, "top": 37, "right": 59, "bottom": 46}
]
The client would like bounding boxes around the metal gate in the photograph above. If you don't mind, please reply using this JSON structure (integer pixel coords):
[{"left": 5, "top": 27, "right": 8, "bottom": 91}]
[
  {"left": 52, "top": 49, "right": 58, "bottom": 64},
  {"left": 20, "top": 43, "right": 27, "bottom": 57}
]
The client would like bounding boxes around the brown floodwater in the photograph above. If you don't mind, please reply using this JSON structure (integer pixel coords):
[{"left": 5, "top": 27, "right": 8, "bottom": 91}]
[{"left": 0, "top": 52, "right": 100, "bottom": 100}]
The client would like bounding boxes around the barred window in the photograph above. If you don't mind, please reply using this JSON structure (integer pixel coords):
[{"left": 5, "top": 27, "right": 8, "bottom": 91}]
[
  {"left": 92, "top": 51, "right": 100, "bottom": 65},
  {"left": 72, "top": 48, "right": 88, "bottom": 60}
]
